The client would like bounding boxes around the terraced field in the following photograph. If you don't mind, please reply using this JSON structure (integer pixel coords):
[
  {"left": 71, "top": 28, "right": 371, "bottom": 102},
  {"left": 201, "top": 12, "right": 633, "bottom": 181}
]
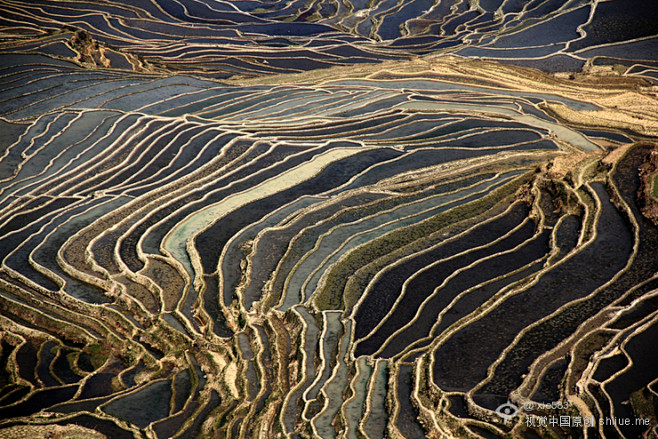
[{"left": 1, "top": 1, "right": 658, "bottom": 438}]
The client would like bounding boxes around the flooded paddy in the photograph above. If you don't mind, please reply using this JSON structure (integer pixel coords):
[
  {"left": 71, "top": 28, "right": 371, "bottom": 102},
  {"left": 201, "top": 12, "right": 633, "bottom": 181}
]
[{"left": 0, "top": 1, "right": 656, "bottom": 437}]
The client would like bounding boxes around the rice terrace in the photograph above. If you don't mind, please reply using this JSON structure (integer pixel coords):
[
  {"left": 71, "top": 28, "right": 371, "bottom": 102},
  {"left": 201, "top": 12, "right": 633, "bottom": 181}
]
[{"left": 0, "top": 0, "right": 658, "bottom": 438}]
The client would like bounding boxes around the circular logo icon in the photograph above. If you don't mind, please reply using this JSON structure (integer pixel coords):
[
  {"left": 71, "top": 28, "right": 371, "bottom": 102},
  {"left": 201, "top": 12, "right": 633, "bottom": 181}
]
[{"left": 495, "top": 402, "right": 519, "bottom": 424}]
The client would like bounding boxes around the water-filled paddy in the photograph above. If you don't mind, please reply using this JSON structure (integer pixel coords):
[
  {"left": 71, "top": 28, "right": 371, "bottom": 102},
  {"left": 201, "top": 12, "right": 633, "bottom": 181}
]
[{"left": 0, "top": 2, "right": 656, "bottom": 437}]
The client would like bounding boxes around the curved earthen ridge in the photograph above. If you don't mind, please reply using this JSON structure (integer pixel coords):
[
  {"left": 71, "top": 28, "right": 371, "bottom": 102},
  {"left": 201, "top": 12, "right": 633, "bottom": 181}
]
[{"left": 0, "top": 1, "right": 657, "bottom": 438}]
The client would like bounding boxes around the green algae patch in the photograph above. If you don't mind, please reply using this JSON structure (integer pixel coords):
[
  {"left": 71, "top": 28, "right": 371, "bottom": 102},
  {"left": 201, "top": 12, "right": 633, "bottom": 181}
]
[{"left": 313, "top": 171, "right": 534, "bottom": 311}]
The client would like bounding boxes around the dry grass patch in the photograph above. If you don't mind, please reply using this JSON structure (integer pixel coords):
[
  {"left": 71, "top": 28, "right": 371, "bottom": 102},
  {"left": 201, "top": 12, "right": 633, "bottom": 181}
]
[{"left": 0, "top": 424, "right": 106, "bottom": 439}]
